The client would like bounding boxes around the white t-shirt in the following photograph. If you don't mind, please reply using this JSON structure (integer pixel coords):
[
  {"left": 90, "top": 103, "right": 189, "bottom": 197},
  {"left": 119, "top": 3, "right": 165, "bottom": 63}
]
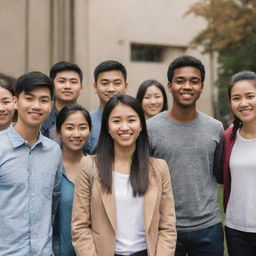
[
  {"left": 225, "top": 131, "right": 256, "bottom": 232},
  {"left": 113, "top": 171, "right": 146, "bottom": 255}
]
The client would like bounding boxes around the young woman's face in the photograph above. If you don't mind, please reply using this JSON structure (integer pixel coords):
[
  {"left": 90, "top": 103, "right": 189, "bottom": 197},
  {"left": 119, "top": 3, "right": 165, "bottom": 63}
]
[
  {"left": 0, "top": 87, "right": 15, "bottom": 130},
  {"left": 60, "top": 111, "right": 90, "bottom": 152},
  {"left": 230, "top": 80, "right": 256, "bottom": 124},
  {"left": 142, "top": 85, "right": 164, "bottom": 119},
  {"left": 108, "top": 103, "right": 141, "bottom": 151}
]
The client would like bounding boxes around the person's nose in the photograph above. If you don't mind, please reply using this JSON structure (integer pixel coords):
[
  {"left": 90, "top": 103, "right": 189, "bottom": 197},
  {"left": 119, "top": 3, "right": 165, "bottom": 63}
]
[{"left": 240, "top": 97, "right": 249, "bottom": 107}]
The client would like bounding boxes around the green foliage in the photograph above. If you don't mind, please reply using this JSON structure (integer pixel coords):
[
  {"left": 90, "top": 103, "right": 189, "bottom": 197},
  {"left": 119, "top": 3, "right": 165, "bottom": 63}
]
[{"left": 187, "top": 0, "right": 256, "bottom": 126}]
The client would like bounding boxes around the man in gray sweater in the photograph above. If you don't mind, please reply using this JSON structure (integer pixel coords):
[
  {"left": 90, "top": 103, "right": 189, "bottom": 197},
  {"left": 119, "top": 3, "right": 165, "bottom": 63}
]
[{"left": 147, "top": 55, "right": 224, "bottom": 256}]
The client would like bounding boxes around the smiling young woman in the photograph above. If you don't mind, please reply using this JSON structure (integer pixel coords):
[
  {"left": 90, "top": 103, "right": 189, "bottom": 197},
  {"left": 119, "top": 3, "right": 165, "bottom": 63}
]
[
  {"left": 72, "top": 95, "right": 177, "bottom": 256},
  {"left": 223, "top": 71, "right": 256, "bottom": 256},
  {"left": 55, "top": 104, "right": 91, "bottom": 256},
  {"left": 136, "top": 79, "right": 168, "bottom": 120}
]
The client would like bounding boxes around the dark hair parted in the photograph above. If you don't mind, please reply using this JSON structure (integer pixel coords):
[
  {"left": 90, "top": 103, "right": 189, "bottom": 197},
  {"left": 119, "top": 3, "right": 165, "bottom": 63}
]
[
  {"left": 50, "top": 61, "right": 83, "bottom": 82},
  {"left": 0, "top": 78, "right": 15, "bottom": 96},
  {"left": 96, "top": 94, "right": 150, "bottom": 196},
  {"left": 228, "top": 71, "right": 256, "bottom": 139},
  {"left": 56, "top": 104, "right": 91, "bottom": 133},
  {"left": 167, "top": 55, "right": 205, "bottom": 83},
  {"left": 136, "top": 79, "right": 168, "bottom": 111},
  {"left": 94, "top": 60, "right": 127, "bottom": 83},
  {"left": 14, "top": 71, "right": 54, "bottom": 98}
]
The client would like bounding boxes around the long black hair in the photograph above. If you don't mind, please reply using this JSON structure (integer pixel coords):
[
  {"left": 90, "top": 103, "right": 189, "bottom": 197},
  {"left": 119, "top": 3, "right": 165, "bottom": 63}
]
[
  {"left": 96, "top": 94, "right": 150, "bottom": 196},
  {"left": 136, "top": 79, "right": 168, "bottom": 112},
  {"left": 228, "top": 71, "right": 256, "bottom": 139}
]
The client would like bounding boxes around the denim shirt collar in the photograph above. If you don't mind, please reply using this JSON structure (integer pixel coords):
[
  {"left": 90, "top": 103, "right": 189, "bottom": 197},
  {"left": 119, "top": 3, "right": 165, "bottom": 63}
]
[{"left": 7, "top": 124, "right": 45, "bottom": 149}]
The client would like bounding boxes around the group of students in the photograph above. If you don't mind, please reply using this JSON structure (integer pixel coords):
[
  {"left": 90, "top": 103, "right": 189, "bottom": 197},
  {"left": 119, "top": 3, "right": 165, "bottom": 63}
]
[{"left": 0, "top": 55, "right": 255, "bottom": 256}]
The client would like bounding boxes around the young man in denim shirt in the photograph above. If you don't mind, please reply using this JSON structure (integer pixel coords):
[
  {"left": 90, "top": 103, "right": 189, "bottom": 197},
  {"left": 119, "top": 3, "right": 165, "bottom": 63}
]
[
  {"left": 84, "top": 60, "right": 128, "bottom": 154},
  {"left": 41, "top": 61, "right": 83, "bottom": 143},
  {"left": 0, "top": 71, "right": 63, "bottom": 255}
]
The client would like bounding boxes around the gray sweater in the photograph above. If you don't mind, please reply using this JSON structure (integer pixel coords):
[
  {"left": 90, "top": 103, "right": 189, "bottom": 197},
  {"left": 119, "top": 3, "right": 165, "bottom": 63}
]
[{"left": 147, "top": 111, "right": 224, "bottom": 232}]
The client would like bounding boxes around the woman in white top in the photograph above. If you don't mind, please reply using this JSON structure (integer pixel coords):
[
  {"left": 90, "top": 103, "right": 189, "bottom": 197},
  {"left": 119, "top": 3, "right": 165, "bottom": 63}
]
[
  {"left": 72, "top": 94, "right": 176, "bottom": 256},
  {"left": 223, "top": 71, "right": 256, "bottom": 256}
]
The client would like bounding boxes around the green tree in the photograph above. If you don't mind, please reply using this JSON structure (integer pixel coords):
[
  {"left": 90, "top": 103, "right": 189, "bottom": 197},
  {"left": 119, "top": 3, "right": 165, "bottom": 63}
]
[{"left": 187, "top": 0, "right": 256, "bottom": 126}]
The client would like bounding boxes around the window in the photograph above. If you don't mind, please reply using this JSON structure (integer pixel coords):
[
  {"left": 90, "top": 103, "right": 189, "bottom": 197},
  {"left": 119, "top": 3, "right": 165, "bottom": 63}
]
[
  {"left": 131, "top": 43, "right": 186, "bottom": 63},
  {"left": 131, "top": 44, "right": 164, "bottom": 62}
]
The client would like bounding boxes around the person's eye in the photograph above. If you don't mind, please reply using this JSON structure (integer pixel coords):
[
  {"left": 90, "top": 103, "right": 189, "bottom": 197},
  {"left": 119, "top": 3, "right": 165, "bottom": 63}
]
[
  {"left": 248, "top": 95, "right": 255, "bottom": 99},
  {"left": 80, "top": 126, "right": 88, "bottom": 131},
  {"left": 176, "top": 79, "right": 184, "bottom": 84},
  {"left": 3, "top": 100, "right": 11, "bottom": 104},
  {"left": 41, "top": 99, "right": 50, "bottom": 103},
  {"left": 190, "top": 79, "right": 200, "bottom": 85},
  {"left": 231, "top": 97, "right": 240, "bottom": 101},
  {"left": 25, "top": 97, "right": 33, "bottom": 101},
  {"left": 65, "top": 126, "right": 73, "bottom": 131}
]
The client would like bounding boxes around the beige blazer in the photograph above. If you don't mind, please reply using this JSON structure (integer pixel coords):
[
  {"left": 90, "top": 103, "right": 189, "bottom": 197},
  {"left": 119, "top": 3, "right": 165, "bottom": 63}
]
[{"left": 72, "top": 156, "right": 176, "bottom": 256}]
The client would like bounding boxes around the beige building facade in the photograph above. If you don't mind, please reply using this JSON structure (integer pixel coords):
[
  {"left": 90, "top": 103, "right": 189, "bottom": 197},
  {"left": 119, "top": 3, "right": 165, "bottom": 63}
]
[{"left": 0, "top": 0, "right": 216, "bottom": 114}]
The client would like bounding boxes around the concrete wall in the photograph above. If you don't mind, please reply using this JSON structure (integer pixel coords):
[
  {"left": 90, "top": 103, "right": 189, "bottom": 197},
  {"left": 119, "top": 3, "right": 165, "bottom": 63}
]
[{"left": 0, "top": 0, "right": 215, "bottom": 115}]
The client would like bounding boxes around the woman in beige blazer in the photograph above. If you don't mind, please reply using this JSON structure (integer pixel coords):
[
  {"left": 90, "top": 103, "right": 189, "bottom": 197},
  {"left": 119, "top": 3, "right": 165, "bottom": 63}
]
[{"left": 72, "top": 95, "right": 176, "bottom": 256}]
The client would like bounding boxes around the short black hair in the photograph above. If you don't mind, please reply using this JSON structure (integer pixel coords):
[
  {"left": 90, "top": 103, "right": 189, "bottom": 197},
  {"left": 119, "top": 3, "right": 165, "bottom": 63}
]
[
  {"left": 14, "top": 71, "right": 54, "bottom": 98},
  {"left": 49, "top": 61, "right": 83, "bottom": 82},
  {"left": 94, "top": 60, "right": 127, "bottom": 82},
  {"left": 136, "top": 79, "right": 168, "bottom": 111},
  {"left": 56, "top": 104, "right": 91, "bottom": 133},
  {"left": 167, "top": 55, "right": 205, "bottom": 82},
  {"left": 0, "top": 78, "right": 15, "bottom": 96}
]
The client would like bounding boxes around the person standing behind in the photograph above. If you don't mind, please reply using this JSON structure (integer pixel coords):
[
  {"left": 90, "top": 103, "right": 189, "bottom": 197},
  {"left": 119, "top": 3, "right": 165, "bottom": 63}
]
[
  {"left": 147, "top": 55, "right": 224, "bottom": 256},
  {"left": 223, "top": 71, "right": 256, "bottom": 256},
  {"left": 41, "top": 61, "right": 83, "bottom": 143},
  {"left": 72, "top": 95, "right": 176, "bottom": 256},
  {"left": 84, "top": 60, "right": 128, "bottom": 154},
  {"left": 136, "top": 79, "right": 168, "bottom": 120},
  {"left": 0, "top": 78, "right": 16, "bottom": 130},
  {"left": 55, "top": 104, "right": 91, "bottom": 256},
  {"left": 0, "top": 71, "right": 63, "bottom": 255}
]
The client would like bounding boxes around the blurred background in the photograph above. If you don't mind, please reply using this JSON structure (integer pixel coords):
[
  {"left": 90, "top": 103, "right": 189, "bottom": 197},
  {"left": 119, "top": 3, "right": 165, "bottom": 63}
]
[{"left": 1, "top": 0, "right": 253, "bottom": 127}]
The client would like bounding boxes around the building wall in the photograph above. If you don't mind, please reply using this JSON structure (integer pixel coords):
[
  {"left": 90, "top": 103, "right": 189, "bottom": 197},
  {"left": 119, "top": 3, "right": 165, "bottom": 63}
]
[{"left": 0, "top": 0, "right": 215, "bottom": 115}]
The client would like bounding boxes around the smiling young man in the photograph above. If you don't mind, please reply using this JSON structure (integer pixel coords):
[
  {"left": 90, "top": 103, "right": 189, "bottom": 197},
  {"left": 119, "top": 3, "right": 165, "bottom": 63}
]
[
  {"left": 147, "top": 55, "right": 224, "bottom": 256},
  {"left": 84, "top": 60, "right": 128, "bottom": 154},
  {"left": 41, "top": 61, "right": 83, "bottom": 143},
  {"left": 0, "top": 71, "right": 63, "bottom": 255}
]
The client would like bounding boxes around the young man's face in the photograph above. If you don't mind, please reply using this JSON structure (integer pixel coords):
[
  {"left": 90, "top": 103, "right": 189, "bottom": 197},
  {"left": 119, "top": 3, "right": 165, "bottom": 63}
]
[
  {"left": 168, "top": 66, "right": 203, "bottom": 108},
  {"left": 54, "top": 70, "right": 82, "bottom": 104},
  {"left": 14, "top": 87, "right": 52, "bottom": 129},
  {"left": 94, "top": 70, "right": 127, "bottom": 108}
]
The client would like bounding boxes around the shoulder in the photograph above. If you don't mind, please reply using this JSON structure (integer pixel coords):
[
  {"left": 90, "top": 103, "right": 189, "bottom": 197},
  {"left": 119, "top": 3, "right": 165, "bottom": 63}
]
[
  {"left": 41, "top": 135, "right": 62, "bottom": 154},
  {"left": 147, "top": 112, "right": 168, "bottom": 129},
  {"left": 224, "top": 127, "right": 233, "bottom": 136},
  {"left": 90, "top": 108, "right": 102, "bottom": 119},
  {"left": 80, "top": 155, "right": 97, "bottom": 172},
  {"left": 198, "top": 112, "right": 223, "bottom": 134},
  {"left": 150, "top": 157, "right": 170, "bottom": 176},
  {"left": 0, "top": 130, "right": 11, "bottom": 152},
  {"left": 199, "top": 112, "right": 222, "bottom": 126}
]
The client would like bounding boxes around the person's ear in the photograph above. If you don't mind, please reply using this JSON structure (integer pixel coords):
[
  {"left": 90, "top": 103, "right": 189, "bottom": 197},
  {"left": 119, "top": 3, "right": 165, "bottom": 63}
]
[
  {"left": 167, "top": 82, "right": 172, "bottom": 93},
  {"left": 13, "top": 96, "right": 18, "bottom": 110}
]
